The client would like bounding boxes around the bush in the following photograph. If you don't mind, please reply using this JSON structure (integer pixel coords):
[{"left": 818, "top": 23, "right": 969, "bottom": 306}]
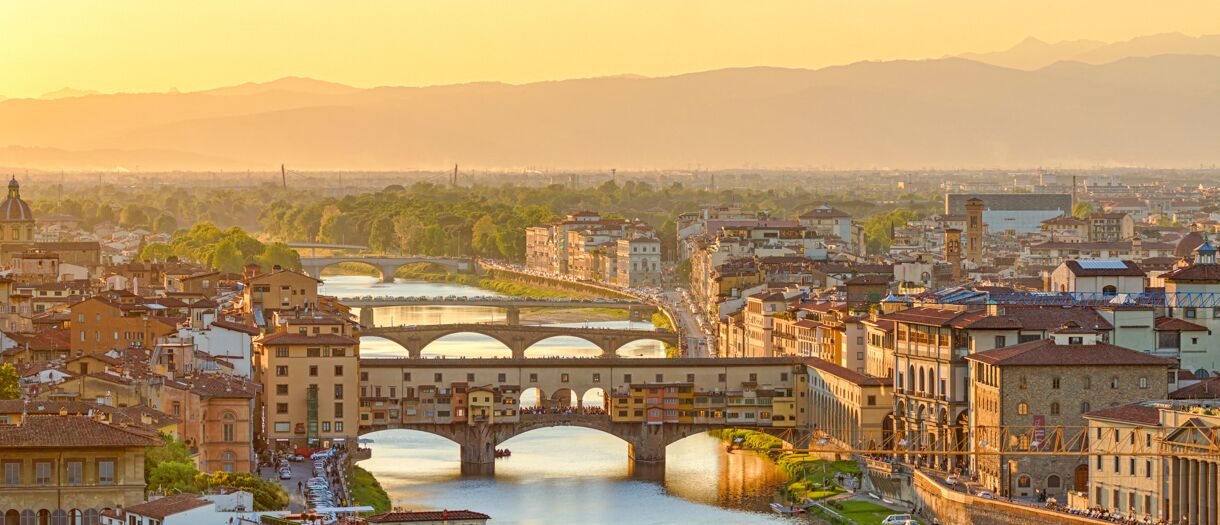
[{"left": 349, "top": 466, "right": 390, "bottom": 514}]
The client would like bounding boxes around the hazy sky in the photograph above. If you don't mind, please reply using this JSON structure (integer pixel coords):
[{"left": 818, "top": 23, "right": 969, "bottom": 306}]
[{"left": 3, "top": 1, "right": 1220, "bottom": 98}]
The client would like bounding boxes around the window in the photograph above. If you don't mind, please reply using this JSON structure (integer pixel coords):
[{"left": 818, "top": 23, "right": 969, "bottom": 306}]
[
  {"left": 361, "top": 371, "right": 369, "bottom": 381},
  {"left": 334, "top": 402, "right": 344, "bottom": 418},
  {"left": 335, "top": 422, "right": 343, "bottom": 432},
  {"left": 718, "top": 373, "right": 726, "bottom": 382},
  {"left": 1017, "top": 402, "right": 1029, "bottom": 415},
  {"left": 309, "top": 365, "right": 318, "bottom": 377},
  {"left": 306, "top": 347, "right": 321, "bottom": 357},
  {"left": 1158, "top": 331, "right": 1181, "bottom": 349},
  {"left": 435, "top": 373, "right": 443, "bottom": 382},
  {"left": 994, "top": 335, "right": 1007, "bottom": 349},
  {"left": 687, "top": 373, "right": 695, "bottom": 383},
  {"left": 32, "top": 461, "right": 52, "bottom": 485},
  {"left": 467, "top": 373, "right": 475, "bottom": 382},
  {"left": 275, "top": 366, "right": 288, "bottom": 377},
  {"left": 332, "top": 348, "right": 346, "bottom": 357},
  {"left": 624, "top": 374, "right": 632, "bottom": 383},
  {"left": 275, "top": 347, "right": 289, "bottom": 357},
  {"left": 1047, "top": 475, "right": 1060, "bottom": 488},
  {"left": 66, "top": 461, "right": 83, "bottom": 485},
  {"left": 655, "top": 374, "right": 664, "bottom": 382},
  {"left": 403, "top": 372, "right": 412, "bottom": 381},
  {"left": 276, "top": 403, "right": 288, "bottom": 414},
  {"left": 1050, "top": 402, "right": 1060, "bottom": 415},
  {"left": 2, "top": 462, "right": 18, "bottom": 485},
  {"left": 1129, "top": 458, "right": 1136, "bottom": 475},
  {"left": 1145, "top": 460, "right": 1152, "bottom": 478},
  {"left": 1017, "top": 475, "right": 1030, "bottom": 488},
  {"left": 97, "top": 460, "right": 115, "bottom": 484},
  {"left": 274, "top": 422, "right": 291, "bottom": 432},
  {"left": 1083, "top": 376, "right": 1091, "bottom": 389},
  {"left": 1051, "top": 377, "right": 1061, "bottom": 389},
  {"left": 562, "top": 373, "right": 571, "bottom": 383},
  {"left": 1138, "top": 376, "right": 1148, "bottom": 389},
  {"left": 1081, "top": 402, "right": 1091, "bottom": 413},
  {"left": 1110, "top": 376, "right": 1119, "bottom": 389},
  {"left": 322, "top": 422, "right": 331, "bottom": 432},
  {"left": 334, "top": 384, "right": 344, "bottom": 399},
  {"left": 749, "top": 373, "right": 757, "bottom": 382},
  {"left": 223, "top": 423, "right": 234, "bottom": 442},
  {"left": 334, "top": 365, "right": 344, "bottom": 376},
  {"left": 499, "top": 373, "right": 508, "bottom": 383},
  {"left": 1068, "top": 336, "right": 1083, "bottom": 345},
  {"left": 1186, "top": 308, "right": 1197, "bottom": 318},
  {"left": 1019, "top": 376, "right": 1028, "bottom": 389},
  {"left": 276, "top": 384, "right": 288, "bottom": 395}
]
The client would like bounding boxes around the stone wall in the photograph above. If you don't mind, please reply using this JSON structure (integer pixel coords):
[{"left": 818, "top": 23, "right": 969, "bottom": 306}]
[{"left": 912, "top": 470, "right": 1109, "bottom": 525}]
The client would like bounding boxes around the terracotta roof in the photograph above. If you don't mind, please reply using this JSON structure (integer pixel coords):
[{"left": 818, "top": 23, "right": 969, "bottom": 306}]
[
  {"left": 124, "top": 494, "right": 212, "bottom": 519},
  {"left": 883, "top": 307, "right": 979, "bottom": 327},
  {"left": 1083, "top": 402, "right": 1162, "bottom": 426},
  {"left": 210, "top": 319, "right": 261, "bottom": 335},
  {"left": 805, "top": 358, "right": 890, "bottom": 387},
  {"left": 959, "top": 305, "right": 1113, "bottom": 331},
  {"left": 965, "top": 339, "right": 1174, "bottom": 367},
  {"left": 0, "top": 414, "right": 160, "bottom": 447},
  {"left": 1163, "top": 263, "right": 1220, "bottom": 282},
  {"left": 366, "top": 510, "right": 491, "bottom": 523},
  {"left": 166, "top": 374, "right": 259, "bottom": 399},
  {"left": 257, "top": 332, "right": 357, "bottom": 345},
  {"left": 1170, "top": 377, "right": 1220, "bottom": 400},
  {"left": 1155, "top": 317, "right": 1208, "bottom": 332},
  {"left": 1063, "top": 259, "right": 1145, "bottom": 277}
]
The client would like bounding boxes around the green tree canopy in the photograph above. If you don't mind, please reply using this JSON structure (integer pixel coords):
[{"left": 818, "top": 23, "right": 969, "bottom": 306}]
[{"left": 0, "top": 363, "right": 19, "bottom": 400}]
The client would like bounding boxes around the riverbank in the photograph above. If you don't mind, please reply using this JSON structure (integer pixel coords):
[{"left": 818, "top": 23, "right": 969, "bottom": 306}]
[
  {"left": 323, "top": 263, "right": 630, "bottom": 323},
  {"left": 651, "top": 312, "right": 681, "bottom": 358},
  {"left": 715, "top": 429, "right": 851, "bottom": 500},
  {"left": 349, "top": 465, "right": 391, "bottom": 514}
]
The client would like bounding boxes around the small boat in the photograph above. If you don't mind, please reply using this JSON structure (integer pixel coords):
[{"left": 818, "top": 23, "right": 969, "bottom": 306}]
[{"left": 770, "top": 503, "right": 806, "bottom": 515}]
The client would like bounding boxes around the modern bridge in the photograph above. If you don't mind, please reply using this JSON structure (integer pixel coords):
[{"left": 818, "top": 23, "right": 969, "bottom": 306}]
[
  {"left": 352, "top": 297, "right": 655, "bottom": 326},
  {"left": 355, "top": 357, "right": 810, "bottom": 472},
  {"left": 359, "top": 324, "right": 677, "bottom": 358}
]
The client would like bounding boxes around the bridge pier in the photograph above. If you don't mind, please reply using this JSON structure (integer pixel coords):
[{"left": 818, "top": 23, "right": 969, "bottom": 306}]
[
  {"left": 359, "top": 307, "right": 375, "bottom": 327},
  {"left": 505, "top": 306, "right": 520, "bottom": 326},
  {"left": 627, "top": 425, "right": 668, "bottom": 464},
  {"left": 377, "top": 264, "right": 397, "bottom": 283}
]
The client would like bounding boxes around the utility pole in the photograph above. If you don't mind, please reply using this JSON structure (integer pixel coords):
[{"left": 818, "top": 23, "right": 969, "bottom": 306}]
[
  {"left": 452, "top": 164, "right": 459, "bottom": 187},
  {"left": 281, "top": 164, "right": 287, "bottom": 190}
]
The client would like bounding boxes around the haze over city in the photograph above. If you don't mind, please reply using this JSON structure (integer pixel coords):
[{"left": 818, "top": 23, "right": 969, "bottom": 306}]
[{"left": 2, "top": 4, "right": 1220, "bottom": 525}]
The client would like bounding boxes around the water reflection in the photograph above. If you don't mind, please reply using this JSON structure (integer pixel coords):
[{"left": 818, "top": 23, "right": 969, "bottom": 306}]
[
  {"left": 360, "top": 429, "right": 795, "bottom": 525},
  {"left": 326, "top": 275, "right": 793, "bottom": 524}
]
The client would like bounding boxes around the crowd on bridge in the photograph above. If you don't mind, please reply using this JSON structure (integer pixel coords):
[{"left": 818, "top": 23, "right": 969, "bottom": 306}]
[{"left": 520, "top": 406, "right": 607, "bottom": 416}]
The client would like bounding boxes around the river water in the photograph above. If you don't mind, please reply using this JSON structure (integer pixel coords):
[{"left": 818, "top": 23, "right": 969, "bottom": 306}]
[{"left": 322, "top": 275, "right": 797, "bottom": 525}]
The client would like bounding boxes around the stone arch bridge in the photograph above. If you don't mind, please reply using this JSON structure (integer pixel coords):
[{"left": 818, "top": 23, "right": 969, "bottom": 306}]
[
  {"left": 356, "top": 357, "right": 812, "bottom": 473},
  {"left": 299, "top": 256, "right": 473, "bottom": 283},
  {"left": 360, "top": 324, "right": 678, "bottom": 358}
]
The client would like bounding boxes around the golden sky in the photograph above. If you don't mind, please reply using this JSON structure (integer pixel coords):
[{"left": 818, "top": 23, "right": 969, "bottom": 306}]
[{"left": 3, "top": 0, "right": 1220, "bottom": 98}]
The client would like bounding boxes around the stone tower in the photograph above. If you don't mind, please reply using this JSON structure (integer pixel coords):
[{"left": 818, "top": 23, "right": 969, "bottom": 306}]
[{"left": 965, "top": 197, "right": 984, "bottom": 265}]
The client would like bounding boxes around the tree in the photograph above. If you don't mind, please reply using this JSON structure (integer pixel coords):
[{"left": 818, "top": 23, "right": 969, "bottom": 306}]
[
  {"left": 256, "top": 243, "right": 302, "bottom": 270},
  {"left": 138, "top": 243, "right": 175, "bottom": 262},
  {"left": 152, "top": 214, "right": 178, "bottom": 234},
  {"left": 470, "top": 216, "right": 498, "bottom": 257},
  {"left": 148, "top": 461, "right": 199, "bottom": 494},
  {"left": 0, "top": 363, "right": 18, "bottom": 400},
  {"left": 210, "top": 239, "right": 246, "bottom": 273},
  {"left": 368, "top": 217, "right": 397, "bottom": 254},
  {"left": 119, "top": 205, "right": 150, "bottom": 228},
  {"left": 198, "top": 472, "right": 289, "bottom": 510},
  {"left": 1072, "top": 201, "right": 1094, "bottom": 218}
]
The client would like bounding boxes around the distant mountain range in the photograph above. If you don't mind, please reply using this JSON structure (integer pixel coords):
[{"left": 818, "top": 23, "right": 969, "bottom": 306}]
[
  {"left": 5, "top": 36, "right": 1220, "bottom": 171},
  {"left": 958, "top": 32, "right": 1220, "bottom": 70}
]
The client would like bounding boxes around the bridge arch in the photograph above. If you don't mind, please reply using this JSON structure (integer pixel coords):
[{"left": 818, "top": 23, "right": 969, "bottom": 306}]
[
  {"left": 612, "top": 337, "right": 670, "bottom": 357},
  {"left": 302, "top": 256, "right": 469, "bottom": 283},
  {"left": 581, "top": 387, "right": 608, "bottom": 409},
  {"left": 521, "top": 334, "right": 608, "bottom": 358}
]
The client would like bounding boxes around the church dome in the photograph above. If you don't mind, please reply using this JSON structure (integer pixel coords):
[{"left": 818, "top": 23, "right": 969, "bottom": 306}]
[{"left": 0, "top": 177, "right": 33, "bottom": 222}]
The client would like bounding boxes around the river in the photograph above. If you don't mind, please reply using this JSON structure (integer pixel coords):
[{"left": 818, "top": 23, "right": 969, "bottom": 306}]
[{"left": 322, "top": 275, "right": 798, "bottom": 525}]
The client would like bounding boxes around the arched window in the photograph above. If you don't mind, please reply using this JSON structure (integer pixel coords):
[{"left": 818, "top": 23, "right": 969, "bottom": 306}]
[
  {"left": 222, "top": 411, "right": 236, "bottom": 420},
  {"left": 1081, "top": 402, "right": 1091, "bottom": 413},
  {"left": 1050, "top": 402, "right": 1060, "bottom": 415},
  {"left": 223, "top": 451, "right": 236, "bottom": 461},
  {"left": 1047, "top": 475, "right": 1061, "bottom": 488},
  {"left": 1017, "top": 402, "right": 1029, "bottom": 415},
  {"left": 1102, "top": 285, "right": 1117, "bottom": 296},
  {"left": 1017, "top": 475, "right": 1031, "bottom": 488}
]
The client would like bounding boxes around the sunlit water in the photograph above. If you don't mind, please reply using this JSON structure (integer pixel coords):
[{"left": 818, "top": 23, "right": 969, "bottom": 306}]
[{"left": 321, "top": 275, "right": 796, "bottom": 524}]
